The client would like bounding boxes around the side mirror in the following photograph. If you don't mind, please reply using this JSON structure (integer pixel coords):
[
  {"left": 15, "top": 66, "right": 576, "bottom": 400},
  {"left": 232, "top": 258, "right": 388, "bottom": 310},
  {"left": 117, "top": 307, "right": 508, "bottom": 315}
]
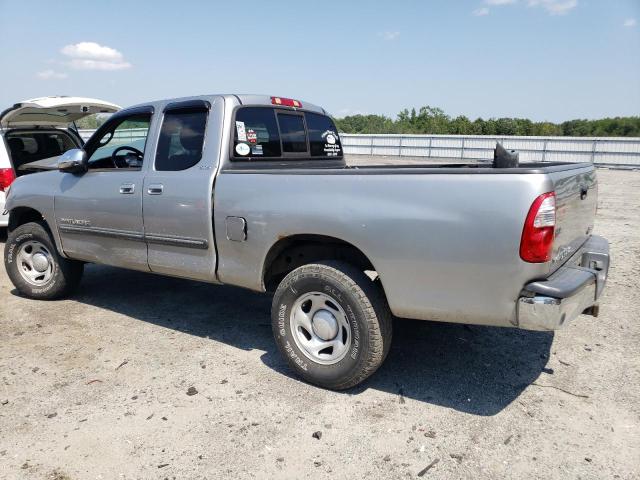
[{"left": 58, "top": 149, "right": 87, "bottom": 173}]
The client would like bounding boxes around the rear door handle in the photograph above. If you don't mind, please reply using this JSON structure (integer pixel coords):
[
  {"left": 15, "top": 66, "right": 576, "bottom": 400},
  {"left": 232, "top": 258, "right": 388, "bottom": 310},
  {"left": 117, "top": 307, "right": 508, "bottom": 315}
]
[
  {"left": 119, "top": 183, "right": 135, "bottom": 194},
  {"left": 147, "top": 184, "right": 164, "bottom": 195}
]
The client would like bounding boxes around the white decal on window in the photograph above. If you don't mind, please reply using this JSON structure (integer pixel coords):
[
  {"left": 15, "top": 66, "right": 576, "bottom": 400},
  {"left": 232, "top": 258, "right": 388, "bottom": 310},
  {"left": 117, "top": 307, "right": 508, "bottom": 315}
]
[
  {"left": 235, "top": 143, "right": 250, "bottom": 156},
  {"left": 235, "top": 121, "right": 247, "bottom": 142},
  {"left": 322, "top": 130, "right": 341, "bottom": 156}
]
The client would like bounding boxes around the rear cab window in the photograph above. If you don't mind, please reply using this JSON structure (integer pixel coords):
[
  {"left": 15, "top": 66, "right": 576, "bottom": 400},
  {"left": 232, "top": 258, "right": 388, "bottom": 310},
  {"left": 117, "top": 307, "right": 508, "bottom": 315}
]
[{"left": 232, "top": 107, "right": 342, "bottom": 161}]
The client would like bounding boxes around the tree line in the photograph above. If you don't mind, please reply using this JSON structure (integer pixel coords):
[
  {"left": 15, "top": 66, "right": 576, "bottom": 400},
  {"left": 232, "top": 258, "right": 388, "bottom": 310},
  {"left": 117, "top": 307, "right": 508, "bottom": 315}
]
[{"left": 334, "top": 106, "right": 640, "bottom": 137}]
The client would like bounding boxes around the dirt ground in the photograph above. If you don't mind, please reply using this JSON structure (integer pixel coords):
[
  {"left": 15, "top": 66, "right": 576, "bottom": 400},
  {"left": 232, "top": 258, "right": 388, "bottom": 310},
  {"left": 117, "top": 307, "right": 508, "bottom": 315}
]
[{"left": 0, "top": 164, "right": 638, "bottom": 480}]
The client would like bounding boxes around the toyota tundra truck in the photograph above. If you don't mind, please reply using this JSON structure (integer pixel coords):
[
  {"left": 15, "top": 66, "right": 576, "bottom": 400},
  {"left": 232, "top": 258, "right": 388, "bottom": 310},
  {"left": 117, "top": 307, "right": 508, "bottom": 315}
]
[{"left": 2, "top": 94, "right": 610, "bottom": 389}]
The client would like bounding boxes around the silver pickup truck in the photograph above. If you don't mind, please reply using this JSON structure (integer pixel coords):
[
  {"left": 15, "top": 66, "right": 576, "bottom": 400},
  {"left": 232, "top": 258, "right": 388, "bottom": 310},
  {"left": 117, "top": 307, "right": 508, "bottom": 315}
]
[{"left": 3, "top": 94, "right": 610, "bottom": 389}]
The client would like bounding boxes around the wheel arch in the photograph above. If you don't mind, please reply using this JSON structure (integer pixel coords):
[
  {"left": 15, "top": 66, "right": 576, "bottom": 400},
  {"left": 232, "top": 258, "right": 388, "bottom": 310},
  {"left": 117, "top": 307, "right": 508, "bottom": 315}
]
[
  {"left": 262, "top": 234, "right": 382, "bottom": 293},
  {"left": 7, "top": 206, "right": 67, "bottom": 258},
  {"left": 8, "top": 206, "right": 49, "bottom": 233}
]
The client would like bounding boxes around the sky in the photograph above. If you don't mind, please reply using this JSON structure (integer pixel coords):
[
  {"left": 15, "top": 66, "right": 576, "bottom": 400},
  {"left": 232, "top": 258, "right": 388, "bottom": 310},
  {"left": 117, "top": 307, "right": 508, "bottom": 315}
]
[{"left": 0, "top": 0, "right": 638, "bottom": 122}]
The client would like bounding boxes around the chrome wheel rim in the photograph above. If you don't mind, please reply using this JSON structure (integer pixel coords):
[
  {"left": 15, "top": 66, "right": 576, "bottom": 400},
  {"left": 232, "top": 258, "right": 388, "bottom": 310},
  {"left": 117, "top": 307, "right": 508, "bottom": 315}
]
[
  {"left": 16, "top": 241, "right": 54, "bottom": 286},
  {"left": 290, "top": 291, "right": 352, "bottom": 365}
]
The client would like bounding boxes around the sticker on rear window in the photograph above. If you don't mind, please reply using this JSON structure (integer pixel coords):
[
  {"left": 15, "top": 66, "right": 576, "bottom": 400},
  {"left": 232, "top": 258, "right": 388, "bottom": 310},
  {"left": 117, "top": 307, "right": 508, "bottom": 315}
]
[
  {"left": 236, "top": 143, "right": 250, "bottom": 156},
  {"left": 235, "top": 121, "right": 247, "bottom": 142},
  {"left": 322, "top": 130, "right": 341, "bottom": 156},
  {"left": 247, "top": 129, "right": 257, "bottom": 144},
  {"left": 251, "top": 145, "right": 263, "bottom": 155}
]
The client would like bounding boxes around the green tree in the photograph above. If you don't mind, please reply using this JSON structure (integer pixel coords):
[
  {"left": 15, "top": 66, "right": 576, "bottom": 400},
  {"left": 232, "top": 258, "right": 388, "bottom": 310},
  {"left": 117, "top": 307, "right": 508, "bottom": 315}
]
[{"left": 334, "top": 106, "right": 638, "bottom": 138}]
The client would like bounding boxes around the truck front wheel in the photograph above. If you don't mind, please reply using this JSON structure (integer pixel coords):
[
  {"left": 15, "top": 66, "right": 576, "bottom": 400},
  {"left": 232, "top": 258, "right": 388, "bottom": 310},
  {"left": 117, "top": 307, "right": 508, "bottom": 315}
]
[
  {"left": 271, "top": 261, "right": 392, "bottom": 390},
  {"left": 4, "top": 222, "right": 84, "bottom": 300}
]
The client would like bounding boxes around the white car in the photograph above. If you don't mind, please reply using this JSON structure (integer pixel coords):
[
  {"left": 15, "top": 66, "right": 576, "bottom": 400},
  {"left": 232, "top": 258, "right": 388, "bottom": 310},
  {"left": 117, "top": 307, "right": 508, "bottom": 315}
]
[{"left": 0, "top": 96, "right": 120, "bottom": 227}]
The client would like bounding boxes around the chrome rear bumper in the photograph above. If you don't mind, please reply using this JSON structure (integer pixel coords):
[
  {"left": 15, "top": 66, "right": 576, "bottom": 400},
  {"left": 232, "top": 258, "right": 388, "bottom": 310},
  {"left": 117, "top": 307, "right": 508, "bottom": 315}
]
[{"left": 517, "top": 235, "right": 610, "bottom": 331}]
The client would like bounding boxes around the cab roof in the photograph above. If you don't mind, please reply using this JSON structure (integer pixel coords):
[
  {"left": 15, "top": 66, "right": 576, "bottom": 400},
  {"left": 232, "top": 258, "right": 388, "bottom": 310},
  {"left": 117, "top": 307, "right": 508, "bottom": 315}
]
[{"left": 122, "top": 94, "right": 328, "bottom": 116}]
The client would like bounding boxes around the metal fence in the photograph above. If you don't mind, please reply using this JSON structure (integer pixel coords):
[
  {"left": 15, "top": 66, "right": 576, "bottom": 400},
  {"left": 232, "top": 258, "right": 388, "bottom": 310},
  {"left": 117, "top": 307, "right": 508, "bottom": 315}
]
[
  {"left": 339, "top": 134, "right": 640, "bottom": 167},
  {"left": 78, "top": 129, "right": 640, "bottom": 167},
  {"left": 78, "top": 128, "right": 147, "bottom": 142}
]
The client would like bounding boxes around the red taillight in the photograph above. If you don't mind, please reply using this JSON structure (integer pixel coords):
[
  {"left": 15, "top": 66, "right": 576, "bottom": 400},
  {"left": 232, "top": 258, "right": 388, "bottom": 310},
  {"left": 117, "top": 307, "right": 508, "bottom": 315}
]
[
  {"left": 520, "top": 192, "right": 556, "bottom": 263},
  {"left": 0, "top": 168, "right": 16, "bottom": 192},
  {"left": 271, "top": 96, "right": 302, "bottom": 108}
]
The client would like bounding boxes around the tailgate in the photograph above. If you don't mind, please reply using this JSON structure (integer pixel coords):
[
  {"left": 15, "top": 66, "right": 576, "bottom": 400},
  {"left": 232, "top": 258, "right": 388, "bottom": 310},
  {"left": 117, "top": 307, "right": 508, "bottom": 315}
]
[{"left": 548, "top": 165, "right": 598, "bottom": 272}]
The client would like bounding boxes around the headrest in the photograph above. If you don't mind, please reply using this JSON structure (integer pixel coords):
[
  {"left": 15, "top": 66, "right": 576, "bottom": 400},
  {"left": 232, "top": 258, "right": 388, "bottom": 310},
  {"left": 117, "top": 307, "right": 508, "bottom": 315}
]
[{"left": 179, "top": 125, "right": 204, "bottom": 152}]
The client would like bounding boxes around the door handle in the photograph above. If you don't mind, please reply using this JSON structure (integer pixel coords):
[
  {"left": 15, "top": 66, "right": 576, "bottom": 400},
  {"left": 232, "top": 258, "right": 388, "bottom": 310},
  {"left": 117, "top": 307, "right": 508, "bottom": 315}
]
[
  {"left": 147, "top": 184, "right": 164, "bottom": 195},
  {"left": 119, "top": 183, "right": 135, "bottom": 194}
]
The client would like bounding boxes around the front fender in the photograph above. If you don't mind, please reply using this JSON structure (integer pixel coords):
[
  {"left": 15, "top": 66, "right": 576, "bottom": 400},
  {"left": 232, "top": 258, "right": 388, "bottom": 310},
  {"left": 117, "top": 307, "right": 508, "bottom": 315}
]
[{"left": 6, "top": 171, "right": 67, "bottom": 257}]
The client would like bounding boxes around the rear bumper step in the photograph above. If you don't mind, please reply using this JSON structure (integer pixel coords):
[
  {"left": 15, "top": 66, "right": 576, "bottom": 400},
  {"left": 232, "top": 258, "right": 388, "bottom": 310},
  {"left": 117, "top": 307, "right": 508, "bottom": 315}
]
[{"left": 517, "top": 235, "right": 610, "bottom": 331}]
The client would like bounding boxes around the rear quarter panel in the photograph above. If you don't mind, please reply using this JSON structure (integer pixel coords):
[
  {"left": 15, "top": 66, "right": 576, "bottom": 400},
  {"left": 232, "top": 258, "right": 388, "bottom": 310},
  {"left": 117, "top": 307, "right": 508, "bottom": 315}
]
[{"left": 214, "top": 170, "right": 553, "bottom": 327}]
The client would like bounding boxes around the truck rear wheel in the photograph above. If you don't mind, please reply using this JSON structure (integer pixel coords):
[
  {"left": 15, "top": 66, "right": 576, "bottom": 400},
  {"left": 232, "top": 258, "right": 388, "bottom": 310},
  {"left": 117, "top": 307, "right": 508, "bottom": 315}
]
[
  {"left": 4, "top": 222, "right": 83, "bottom": 300},
  {"left": 271, "top": 261, "right": 392, "bottom": 390}
]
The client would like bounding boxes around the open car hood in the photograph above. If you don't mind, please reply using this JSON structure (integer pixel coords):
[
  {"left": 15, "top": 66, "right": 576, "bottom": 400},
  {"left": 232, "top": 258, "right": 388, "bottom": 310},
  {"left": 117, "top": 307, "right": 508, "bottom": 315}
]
[{"left": 0, "top": 96, "right": 121, "bottom": 128}]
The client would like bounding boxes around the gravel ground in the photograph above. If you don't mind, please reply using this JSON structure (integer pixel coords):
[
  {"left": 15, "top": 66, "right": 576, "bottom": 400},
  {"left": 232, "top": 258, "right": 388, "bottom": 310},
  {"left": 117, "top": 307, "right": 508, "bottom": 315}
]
[{"left": 0, "top": 164, "right": 638, "bottom": 480}]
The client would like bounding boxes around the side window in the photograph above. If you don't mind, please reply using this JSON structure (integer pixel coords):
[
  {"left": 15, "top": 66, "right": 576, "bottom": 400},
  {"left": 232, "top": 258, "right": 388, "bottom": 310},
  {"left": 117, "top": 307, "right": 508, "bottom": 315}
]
[
  {"left": 277, "top": 113, "right": 308, "bottom": 153},
  {"left": 306, "top": 112, "right": 342, "bottom": 157},
  {"left": 155, "top": 108, "right": 208, "bottom": 171},
  {"left": 233, "top": 107, "right": 281, "bottom": 158},
  {"left": 87, "top": 114, "right": 151, "bottom": 170}
]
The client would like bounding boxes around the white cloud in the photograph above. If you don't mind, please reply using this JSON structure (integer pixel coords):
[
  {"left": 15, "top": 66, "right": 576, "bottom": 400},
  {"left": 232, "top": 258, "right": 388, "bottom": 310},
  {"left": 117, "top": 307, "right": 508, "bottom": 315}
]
[
  {"left": 61, "top": 42, "right": 123, "bottom": 61},
  {"left": 379, "top": 31, "right": 400, "bottom": 41},
  {"left": 475, "top": 0, "right": 577, "bottom": 18},
  {"left": 61, "top": 41, "right": 132, "bottom": 70},
  {"left": 68, "top": 58, "right": 132, "bottom": 71},
  {"left": 527, "top": 0, "right": 578, "bottom": 15},
  {"left": 36, "top": 69, "right": 68, "bottom": 80},
  {"left": 473, "top": 0, "right": 516, "bottom": 17},
  {"left": 623, "top": 18, "right": 637, "bottom": 27}
]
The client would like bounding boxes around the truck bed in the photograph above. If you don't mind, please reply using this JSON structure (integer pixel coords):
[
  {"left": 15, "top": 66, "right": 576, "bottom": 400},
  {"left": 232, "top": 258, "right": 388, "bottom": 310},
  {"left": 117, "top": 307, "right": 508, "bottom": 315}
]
[
  {"left": 215, "top": 159, "right": 597, "bottom": 327},
  {"left": 345, "top": 155, "right": 594, "bottom": 173}
]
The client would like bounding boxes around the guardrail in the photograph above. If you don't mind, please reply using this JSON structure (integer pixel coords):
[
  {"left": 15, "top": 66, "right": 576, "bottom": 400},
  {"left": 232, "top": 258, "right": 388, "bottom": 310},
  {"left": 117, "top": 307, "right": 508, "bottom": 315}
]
[
  {"left": 78, "top": 128, "right": 147, "bottom": 142},
  {"left": 78, "top": 129, "right": 640, "bottom": 167},
  {"left": 339, "top": 134, "right": 640, "bottom": 167}
]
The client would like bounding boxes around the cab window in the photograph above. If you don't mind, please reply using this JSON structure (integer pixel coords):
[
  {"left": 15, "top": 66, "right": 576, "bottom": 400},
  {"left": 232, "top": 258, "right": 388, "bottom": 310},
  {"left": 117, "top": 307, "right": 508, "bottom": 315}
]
[
  {"left": 306, "top": 112, "right": 342, "bottom": 157},
  {"left": 86, "top": 114, "right": 151, "bottom": 170},
  {"left": 155, "top": 108, "right": 208, "bottom": 171},
  {"left": 232, "top": 106, "right": 342, "bottom": 160},
  {"left": 277, "top": 113, "right": 308, "bottom": 153},
  {"left": 233, "top": 107, "right": 281, "bottom": 158}
]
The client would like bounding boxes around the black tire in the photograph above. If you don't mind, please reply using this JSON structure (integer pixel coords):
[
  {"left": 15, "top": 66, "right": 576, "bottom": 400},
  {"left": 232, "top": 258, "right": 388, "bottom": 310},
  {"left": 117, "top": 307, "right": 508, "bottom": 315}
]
[
  {"left": 271, "top": 261, "right": 392, "bottom": 390},
  {"left": 4, "top": 222, "right": 83, "bottom": 300}
]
